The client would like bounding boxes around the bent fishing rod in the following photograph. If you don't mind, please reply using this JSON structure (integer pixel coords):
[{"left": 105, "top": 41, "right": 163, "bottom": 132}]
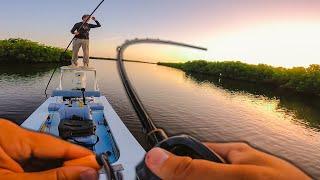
[
  {"left": 44, "top": 0, "right": 105, "bottom": 96},
  {"left": 116, "top": 38, "right": 226, "bottom": 179},
  {"left": 117, "top": 38, "right": 208, "bottom": 146}
]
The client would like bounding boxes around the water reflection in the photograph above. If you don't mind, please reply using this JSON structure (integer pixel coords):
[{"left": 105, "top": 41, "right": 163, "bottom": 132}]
[
  {"left": 126, "top": 63, "right": 320, "bottom": 177},
  {"left": 0, "top": 64, "right": 58, "bottom": 124},
  {"left": 0, "top": 62, "right": 319, "bottom": 177},
  {"left": 0, "top": 63, "right": 56, "bottom": 77},
  {"left": 186, "top": 72, "right": 320, "bottom": 131}
]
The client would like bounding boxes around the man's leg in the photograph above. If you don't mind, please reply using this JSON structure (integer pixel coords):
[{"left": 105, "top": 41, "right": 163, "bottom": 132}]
[
  {"left": 82, "top": 39, "right": 90, "bottom": 67},
  {"left": 71, "top": 38, "right": 81, "bottom": 66}
]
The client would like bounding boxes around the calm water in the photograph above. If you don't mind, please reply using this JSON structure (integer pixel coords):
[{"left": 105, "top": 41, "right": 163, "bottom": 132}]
[{"left": 0, "top": 61, "right": 319, "bottom": 178}]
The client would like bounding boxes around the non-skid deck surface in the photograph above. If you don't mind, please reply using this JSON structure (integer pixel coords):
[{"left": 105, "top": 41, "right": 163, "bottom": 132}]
[{"left": 44, "top": 109, "right": 119, "bottom": 163}]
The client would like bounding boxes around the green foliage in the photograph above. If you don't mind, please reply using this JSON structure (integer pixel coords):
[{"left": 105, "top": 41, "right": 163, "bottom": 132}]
[
  {"left": 0, "top": 38, "right": 71, "bottom": 63},
  {"left": 159, "top": 61, "right": 320, "bottom": 96}
]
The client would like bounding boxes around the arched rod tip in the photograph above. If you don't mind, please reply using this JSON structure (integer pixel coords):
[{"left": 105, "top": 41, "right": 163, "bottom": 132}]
[{"left": 119, "top": 38, "right": 208, "bottom": 52}]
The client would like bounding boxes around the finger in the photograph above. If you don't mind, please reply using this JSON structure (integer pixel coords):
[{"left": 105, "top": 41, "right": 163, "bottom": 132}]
[
  {"left": 63, "top": 155, "right": 101, "bottom": 170},
  {"left": 205, "top": 143, "right": 278, "bottom": 166},
  {"left": 1, "top": 166, "right": 98, "bottom": 180},
  {"left": 0, "top": 120, "right": 93, "bottom": 163},
  {"left": 145, "top": 147, "right": 266, "bottom": 180},
  {"left": 27, "top": 131, "right": 94, "bottom": 160},
  {"left": 204, "top": 142, "right": 252, "bottom": 163},
  {"left": 0, "top": 146, "right": 23, "bottom": 172}
]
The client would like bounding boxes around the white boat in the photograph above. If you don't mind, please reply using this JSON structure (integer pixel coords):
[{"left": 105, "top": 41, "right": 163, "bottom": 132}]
[{"left": 21, "top": 66, "right": 145, "bottom": 180}]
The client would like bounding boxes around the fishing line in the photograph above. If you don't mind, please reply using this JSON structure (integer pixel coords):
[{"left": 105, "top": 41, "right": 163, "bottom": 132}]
[{"left": 44, "top": 0, "right": 105, "bottom": 96}]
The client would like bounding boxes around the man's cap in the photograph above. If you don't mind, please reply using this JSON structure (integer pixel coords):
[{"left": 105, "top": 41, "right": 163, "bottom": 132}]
[{"left": 82, "top": 14, "right": 90, "bottom": 20}]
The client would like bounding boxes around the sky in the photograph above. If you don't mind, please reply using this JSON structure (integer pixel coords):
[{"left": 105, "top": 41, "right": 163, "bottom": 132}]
[{"left": 1, "top": 0, "right": 320, "bottom": 67}]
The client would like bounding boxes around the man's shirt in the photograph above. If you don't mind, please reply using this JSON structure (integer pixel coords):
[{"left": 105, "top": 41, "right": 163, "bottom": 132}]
[{"left": 71, "top": 20, "right": 101, "bottom": 39}]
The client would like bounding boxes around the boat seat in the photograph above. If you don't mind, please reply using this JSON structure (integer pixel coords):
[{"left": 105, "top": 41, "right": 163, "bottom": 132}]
[
  {"left": 89, "top": 103, "right": 104, "bottom": 111},
  {"left": 48, "top": 103, "right": 63, "bottom": 111},
  {"left": 58, "top": 106, "right": 91, "bottom": 120},
  {"left": 52, "top": 90, "right": 101, "bottom": 98}
]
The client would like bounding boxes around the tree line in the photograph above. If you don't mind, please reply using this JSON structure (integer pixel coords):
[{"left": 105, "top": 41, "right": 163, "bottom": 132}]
[
  {"left": 0, "top": 39, "right": 71, "bottom": 63},
  {"left": 158, "top": 61, "right": 320, "bottom": 96}
]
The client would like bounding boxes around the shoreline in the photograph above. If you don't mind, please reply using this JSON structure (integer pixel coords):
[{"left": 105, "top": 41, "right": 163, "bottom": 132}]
[{"left": 158, "top": 61, "right": 320, "bottom": 97}]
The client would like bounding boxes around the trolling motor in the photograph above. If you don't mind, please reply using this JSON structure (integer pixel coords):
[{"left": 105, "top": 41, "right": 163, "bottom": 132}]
[
  {"left": 117, "top": 39, "right": 226, "bottom": 180},
  {"left": 81, "top": 88, "right": 86, "bottom": 105}
]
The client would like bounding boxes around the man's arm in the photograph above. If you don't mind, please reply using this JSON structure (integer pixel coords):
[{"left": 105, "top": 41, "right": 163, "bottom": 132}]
[
  {"left": 89, "top": 17, "right": 101, "bottom": 28},
  {"left": 71, "top": 23, "right": 79, "bottom": 34}
]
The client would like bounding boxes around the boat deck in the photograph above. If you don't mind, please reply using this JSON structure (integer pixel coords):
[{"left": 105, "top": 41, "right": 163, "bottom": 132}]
[
  {"left": 43, "top": 105, "right": 119, "bottom": 163},
  {"left": 22, "top": 96, "right": 145, "bottom": 179}
]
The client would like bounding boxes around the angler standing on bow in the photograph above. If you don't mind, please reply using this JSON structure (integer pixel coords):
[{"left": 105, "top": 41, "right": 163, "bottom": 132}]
[{"left": 70, "top": 15, "right": 101, "bottom": 67}]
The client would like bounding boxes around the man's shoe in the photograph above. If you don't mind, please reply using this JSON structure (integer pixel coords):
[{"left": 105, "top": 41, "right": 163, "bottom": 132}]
[
  {"left": 83, "top": 63, "right": 89, "bottom": 68},
  {"left": 69, "top": 62, "right": 78, "bottom": 67}
]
